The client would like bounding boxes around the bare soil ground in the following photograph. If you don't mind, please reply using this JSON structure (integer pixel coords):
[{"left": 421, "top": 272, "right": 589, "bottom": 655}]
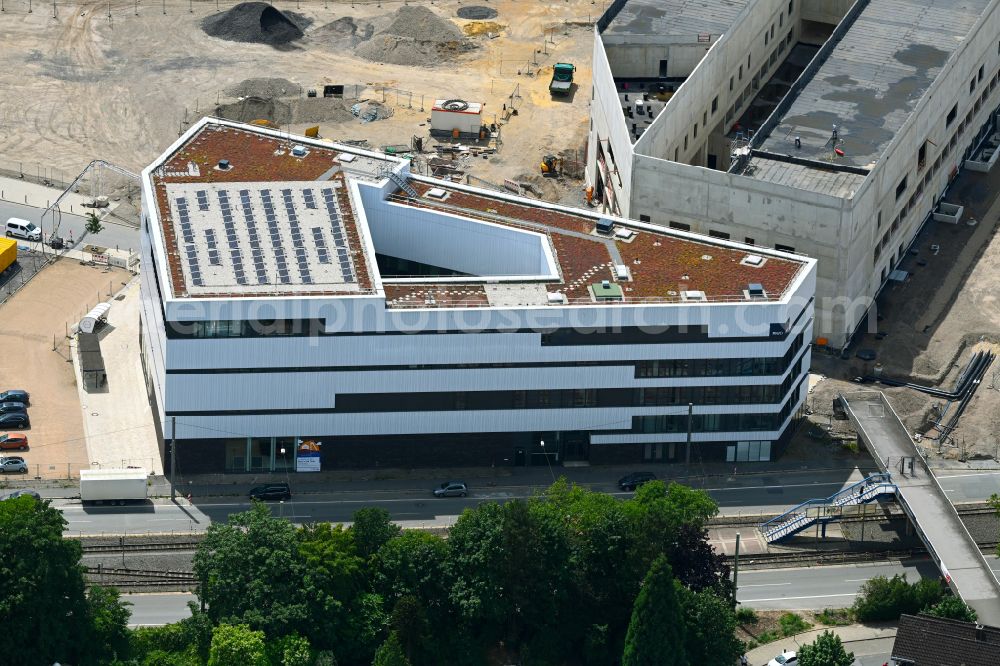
[
  {"left": 0, "top": 259, "right": 129, "bottom": 480},
  {"left": 809, "top": 163, "right": 1000, "bottom": 463},
  {"left": 0, "top": 0, "right": 594, "bottom": 205}
]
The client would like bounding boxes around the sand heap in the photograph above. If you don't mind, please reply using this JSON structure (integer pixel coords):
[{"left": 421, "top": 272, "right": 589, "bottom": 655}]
[
  {"left": 354, "top": 6, "right": 474, "bottom": 66},
  {"left": 202, "top": 2, "right": 305, "bottom": 46}
]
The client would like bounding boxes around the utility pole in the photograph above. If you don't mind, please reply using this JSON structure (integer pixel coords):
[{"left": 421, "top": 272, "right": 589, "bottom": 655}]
[
  {"left": 685, "top": 402, "right": 693, "bottom": 467},
  {"left": 170, "top": 416, "right": 177, "bottom": 500},
  {"left": 732, "top": 532, "right": 741, "bottom": 608}
]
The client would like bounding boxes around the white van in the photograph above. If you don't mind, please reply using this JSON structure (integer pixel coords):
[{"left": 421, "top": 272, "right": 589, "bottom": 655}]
[{"left": 5, "top": 218, "right": 41, "bottom": 242}]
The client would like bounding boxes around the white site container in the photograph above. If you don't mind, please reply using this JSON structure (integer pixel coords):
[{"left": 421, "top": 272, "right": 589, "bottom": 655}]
[
  {"left": 80, "top": 468, "right": 148, "bottom": 504},
  {"left": 430, "top": 100, "right": 483, "bottom": 134}
]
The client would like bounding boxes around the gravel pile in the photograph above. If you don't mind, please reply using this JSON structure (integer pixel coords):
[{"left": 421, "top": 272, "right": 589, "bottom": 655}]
[
  {"left": 214, "top": 96, "right": 294, "bottom": 125},
  {"left": 225, "top": 77, "right": 300, "bottom": 99},
  {"left": 355, "top": 6, "right": 474, "bottom": 66},
  {"left": 202, "top": 2, "right": 305, "bottom": 46},
  {"left": 311, "top": 16, "right": 376, "bottom": 50},
  {"left": 457, "top": 5, "right": 498, "bottom": 20}
]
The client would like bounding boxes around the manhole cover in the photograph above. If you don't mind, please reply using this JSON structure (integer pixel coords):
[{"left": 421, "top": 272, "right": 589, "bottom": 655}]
[
  {"left": 457, "top": 5, "right": 497, "bottom": 19},
  {"left": 91, "top": 412, "right": 99, "bottom": 416}
]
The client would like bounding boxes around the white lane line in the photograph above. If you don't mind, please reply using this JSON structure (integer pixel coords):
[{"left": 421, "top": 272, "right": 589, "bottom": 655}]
[
  {"left": 741, "top": 592, "right": 859, "bottom": 603},
  {"left": 740, "top": 582, "right": 792, "bottom": 588},
  {"left": 845, "top": 579, "right": 872, "bottom": 582},
  {"left": 937, "top": 471, "right": 1000, "bottom": 480}
]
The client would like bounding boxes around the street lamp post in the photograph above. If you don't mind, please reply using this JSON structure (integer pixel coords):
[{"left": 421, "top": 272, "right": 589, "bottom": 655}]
[
  {"left": 732, "top": 532, "right": 741, "bottom": 609},
  {"left": 540, "top": 440, "right": 556, "bottom": 484}
]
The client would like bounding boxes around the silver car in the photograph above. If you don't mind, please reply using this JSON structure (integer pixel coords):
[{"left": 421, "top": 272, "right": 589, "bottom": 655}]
[
  {"left": 433, "top": 481, "right": 468, "bottom": 498},
  {"left": 0, "top": 457, "right": 27, "bottom": 473}
]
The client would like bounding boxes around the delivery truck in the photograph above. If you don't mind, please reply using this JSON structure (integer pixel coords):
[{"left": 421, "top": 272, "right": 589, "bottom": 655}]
[
  {"left": 80, "top": 468, "right": 148, "bottom": 505},
  {"left": 0, "top": 237, "right": 17, "bottom": 275}
]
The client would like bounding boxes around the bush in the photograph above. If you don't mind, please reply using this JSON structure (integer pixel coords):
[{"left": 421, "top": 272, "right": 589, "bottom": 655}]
[
  {"left": 923, "top": 595, "right": 978, "bottom": 622},
  {"left": 852, "top": 575, "right": 945, "bottom": 622},
  {"left": 755, "top": 631, "right": 779, "bottom": 645},
  {"left": 778, "top": 612, "right": 811, "bottom": 636},
  {"left": 797, "top": 630, "right": 854, "bottom": 666},
  {"left": 735, "top": 606, "right": 759, "bottom": 625},
  {"left": 816, "top": 608, "right": 852, "bottom": 626}
]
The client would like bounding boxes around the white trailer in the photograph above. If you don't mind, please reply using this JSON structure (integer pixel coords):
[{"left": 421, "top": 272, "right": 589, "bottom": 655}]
[{"left": 80, "top": 468, "right": 148, "bottom": 505}]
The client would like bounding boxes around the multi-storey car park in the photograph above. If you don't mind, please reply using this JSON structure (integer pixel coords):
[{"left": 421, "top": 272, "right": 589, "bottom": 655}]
[
  {"left": 587, "top": 0, "right": 1000, "bottom": 348},
  {"left": 139, "top": 118, "right": 815, "bottom": 473}
]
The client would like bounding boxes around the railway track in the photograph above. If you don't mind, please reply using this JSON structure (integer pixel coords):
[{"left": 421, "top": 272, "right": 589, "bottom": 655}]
[{"left": 80, "top": 541, "right": 201, "bottom": 554}]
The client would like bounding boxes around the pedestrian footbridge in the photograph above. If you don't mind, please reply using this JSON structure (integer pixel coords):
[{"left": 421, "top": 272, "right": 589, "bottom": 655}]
[{"left": 839, "top": 391, "right": 1000, "bottom": 626}]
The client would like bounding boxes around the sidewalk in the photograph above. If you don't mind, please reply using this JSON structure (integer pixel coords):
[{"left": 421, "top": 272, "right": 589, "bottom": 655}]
[{"left": 745, "top": 623, "right": 897, "bottom": 666}]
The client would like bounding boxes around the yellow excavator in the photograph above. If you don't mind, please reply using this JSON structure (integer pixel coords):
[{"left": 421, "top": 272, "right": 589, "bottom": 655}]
[{"left": 540, "top": 154, "right": 563, "bottom": 176}]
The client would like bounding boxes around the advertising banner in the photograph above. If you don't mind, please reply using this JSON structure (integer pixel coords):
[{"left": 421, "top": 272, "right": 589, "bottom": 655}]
[{"left": 296, "top": 439, "right": 322, "bottom": 472}]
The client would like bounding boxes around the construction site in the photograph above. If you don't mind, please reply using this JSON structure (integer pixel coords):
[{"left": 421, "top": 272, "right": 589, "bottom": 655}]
[{"left": 0, "top": 0, "right": 594, "bottom": 203}]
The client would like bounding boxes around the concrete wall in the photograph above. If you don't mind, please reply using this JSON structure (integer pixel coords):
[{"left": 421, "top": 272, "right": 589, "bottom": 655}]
[
  {"left": 604, "top": 40, "right": 714, "bottom": 79},
  {"left": 800, "top": 0, "right": 853, "bottom": 25}
]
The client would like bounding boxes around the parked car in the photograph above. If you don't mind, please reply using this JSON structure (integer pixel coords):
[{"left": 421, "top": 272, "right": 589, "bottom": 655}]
[
  {"left": 0, "top": 413, "right": 29, "bottom": 430},
  {"left": 618, "top": 471, "right": 657, "bottom": 491},
  {"left": 0, "top": 402, "right": 26, "bottom": 415},
  {"left": 0, "top": 390, "right": 29, "bottom": 406},
  {"left": 0, "top": 433, "right": 28, "bottom": 450},
  {"left": 0, "top": 457, "right": 27, "bottom": 473},
  {"left": 433, "top": 481, "right": 468, "bottom": 497},
  {"left": 3, "top": 489, "right": 40, "bottom": 500},
  {"left": 768, "top": 650, "right": 797, "bottom": 666},
  {"left": 248, "top": 483, "right": 291, "bottom": 501}
]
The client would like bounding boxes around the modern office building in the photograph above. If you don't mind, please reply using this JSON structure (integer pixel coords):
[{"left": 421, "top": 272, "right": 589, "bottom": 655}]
[
  {"left": 140, "top": 118, "right": 815, "bottom": 473},
  {"left": 588, "top": 0, "right": 1000, "bottom": 348}
]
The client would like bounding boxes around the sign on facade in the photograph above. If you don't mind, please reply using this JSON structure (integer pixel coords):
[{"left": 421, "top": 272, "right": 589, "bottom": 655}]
[{"left": 296, "top": 439, "right": 322, "bottom": 472}]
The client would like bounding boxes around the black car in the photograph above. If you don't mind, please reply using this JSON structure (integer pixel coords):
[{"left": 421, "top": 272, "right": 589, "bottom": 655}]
[
  {"left": 618, "top": 472, "right": 656, "bottom": 491},
  {"left": 249, "top": 483, "right": 291, "bottom": 501},
  {"left": 0, "top": 390, "right": 29, "bottom": 406},
  {"left": 0, "top": 413, "right": 29, "bottom": 430},
  {"left": 0, "top": 402, "right": 26, "bottom": 415}
]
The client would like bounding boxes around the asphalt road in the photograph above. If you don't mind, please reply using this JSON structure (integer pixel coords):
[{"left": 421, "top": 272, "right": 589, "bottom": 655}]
[
  {"left": 124, "top": 592, "right": 197, "bottom": 627},
  {"left": 737, "top": 556, "right": 1000, "bottom": 610},
  {"left": 51, "top": 469, "right": 1000, "bottom": 535},
  {"left": 0, "top": 199, "right": 137, "bottom": 253}
]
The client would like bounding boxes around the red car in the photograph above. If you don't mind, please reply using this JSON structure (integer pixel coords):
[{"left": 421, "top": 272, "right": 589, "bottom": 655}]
[{"left": 0, "top": 433, "right": 28, "bottom": 451}]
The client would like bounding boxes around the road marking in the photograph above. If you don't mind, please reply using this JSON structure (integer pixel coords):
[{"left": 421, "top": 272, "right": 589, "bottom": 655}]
[
  {"left": 845, "top": 579, "right": 872, "bottom": 582},
  {"left": 740, "top": 582, "right": 792, "bottom": 588},
  {"left": 937, "top": 471, "right": 1000, "bottom": 480},
  {"left": 740, "top": 592, "right": 859, "bottom": 603}
]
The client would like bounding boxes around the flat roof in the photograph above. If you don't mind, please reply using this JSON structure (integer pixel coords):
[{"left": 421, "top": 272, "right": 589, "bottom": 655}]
[
  {"left": 602, "top": 0, "right": 748, "bottom": 37},
  {"left": 755, "top": 0, "right": 989, "bottom": 186},
  {"left": 147, "top": 119, "right": 810, "bottom": 308},
  {"left": 746, "top": 157, "right": 867, "bottom": 198}
]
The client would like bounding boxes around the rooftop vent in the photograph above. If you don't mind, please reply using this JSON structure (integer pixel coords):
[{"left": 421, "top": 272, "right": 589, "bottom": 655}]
[
  {"left": 337, "top": 153, "right": 357, "bottom": 163},
  {"left": 614, "top": 264, "right": 631, "bottom": 280},
  {"left": 547, "top": 291, "right": 567, "bottom": 304},
  {"left": 291, "top": 145, "right": 308, "bottom": 157},
  {"left": 425, "top": 187, "right": 448, "bottom": 200},
  {"left": 592, "top": 281, "right": 624, "bottom": 301},
  {"left": 745, "top": 283, "right": 767, "bottom": 300},
  {"left": 741, "top": 254, "right": 766, "bottom": 267},
  {"left": 596, "top": 218, "right": 614, "bottom": 235},
  {"left": 681, "top": 290, "right": 706, "bottom": 302},
  {"left": 217, "top": 159, "right": 231, "bottom": 170},
  {"left": 615, "top": 228, "right": 635, "bottom": 241}
]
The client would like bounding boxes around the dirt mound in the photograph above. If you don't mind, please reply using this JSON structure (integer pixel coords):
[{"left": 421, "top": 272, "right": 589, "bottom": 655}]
[
  {"left": 224, "top": 77, "right": 299, "bottom": 98},
  {"left": 214, "top": 96, "right": 293, "bottom": 125},
  {"left": 457, "top": 5, "right": 498, "bottom": 20},
  {"left": 311, "top": 16, "right": 376, "bottom": 49},
  {"left": 203, "top": 2, "right": 305, "bottom": 46},
  {"left": 355, "top": 6, "right": 473, "bottom": 66}
]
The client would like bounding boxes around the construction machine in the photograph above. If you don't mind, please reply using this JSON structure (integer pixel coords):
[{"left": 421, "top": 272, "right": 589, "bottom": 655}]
[{"left": 540, "top": 155, "right": 563, "bottom": 176}]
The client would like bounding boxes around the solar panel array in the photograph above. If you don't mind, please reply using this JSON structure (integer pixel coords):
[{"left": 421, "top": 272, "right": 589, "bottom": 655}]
[
  {"left": 260, "top": 189, "right": 292, "bottom": 285},
  {"left": 204, "top": 229, "right": 221, "bottom": 266},
  {"left": 196, "top": 190, "right": 210, "bottom": 211},
  {"left": 175, "top": 197, "right": 195, "bottom": 244},
  {"left": 302, "top": 188, "right": 317, "bottom": 210},
  {"left": 185, "top": 245, "right": 204, "bottom": 286},
  {"left": 239, "top": 189, "right": 269, "bottom": 285},
  {"left": 321, "top": 188, "right": 356, "bottom": 283},
  {"left": 311, "top": 227, "right": 330, "bottom": 264},
  {"left": 217, "top": 190, "right": 248, "bottom": 286},
  {"left": 281, "top": 188, "right": 313, "bottom": 285}
]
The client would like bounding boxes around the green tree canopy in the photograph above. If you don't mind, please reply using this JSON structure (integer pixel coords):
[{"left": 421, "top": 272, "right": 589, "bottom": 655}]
[
  {"left": 84, "top": 585, "right": 133, "bottom": 664},
  {"left": 374, "top": 530, "right": 451, "bottom": 612},
  {"left": 678, "top": 586, "right": 744, "bottom": 665},
  {"left": 0, "top": 494, "right": 90, "bottom": 666},
  {"left": 298, "top": 522, "right": 367, "bottom": 653},
  {"left": 352, "top": 507, "right": 402, "bottom": 560},
  {"left": 853, "top": 574, "right": 945, "bottom": 621},
  {"left": 623, "top": 556, "right": 686, "bottom": 666},
  {"left": 923, "top": 595, "right": 978, "bottom": 622},
  {"left": 207, "top": 624, "right": 268, "bottom": 666},
  {"left": 193, "top": 503, "right": 309, "bottom": 636},
  {"left": 797, "top": 630, "right": 854, "bottom": 666},
  {"left": 372, "top": 631, "right": 411, "bottom": 666}
]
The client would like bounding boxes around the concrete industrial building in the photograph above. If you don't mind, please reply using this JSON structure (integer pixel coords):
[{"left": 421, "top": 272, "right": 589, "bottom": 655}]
[
  {"left": 139, "top": 118, "right": 815, "bottom": 473},
  {"left": 587, "top": 0, "right": 1000, "bottom": 347}
]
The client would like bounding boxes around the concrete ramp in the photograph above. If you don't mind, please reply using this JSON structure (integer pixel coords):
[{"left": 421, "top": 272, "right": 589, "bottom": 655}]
[{"left": 840, "top": 391, "right": 1000, "bottom": 626}]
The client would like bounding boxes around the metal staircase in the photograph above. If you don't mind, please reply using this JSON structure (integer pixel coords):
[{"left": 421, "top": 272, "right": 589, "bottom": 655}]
[
  {"left": 387, "top": 170, "right": 419, "bottom": 198},
  {"left": 760, "top": 473, "right": 897, "bottom": 543}
]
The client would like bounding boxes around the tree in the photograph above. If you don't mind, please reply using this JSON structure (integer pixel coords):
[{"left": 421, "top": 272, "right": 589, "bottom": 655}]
[
  {"left": 678, "top": 586, "right": 744, "bottom": 665},
  {"left": 193, "top": 503, "right": 309, "bottom": 637},
  {"left": 352, "top": 507, "right": 402, "bottom": 560},
  {"left": 853, "top": 575, "right": 945, "bottom": 621},
  {"left": 923, "top": 595, "right": 978, "bottom": 622},
  {"left": 298, "top": 523, "right": 367, "bottom": 654},
  {"left": 268, "top": 633, "right": 313, "bottom": 666},
  {"left": 390, "top": 595, "right": 430, "bottom": 663},
  {"left": 668, "top": 522, "right": 732, "bottom": 597},
  {"left": 796, "top": 630, "right": 854, "bottom": 666},
  {"left": 85, "top": 212, "right": 104, "bottom": 235},
  {"left": 622, "top": 556, "right": 686, "bottom": 666},
  {"left": 207, "top": 624, "right": 268, "bottom": 666},
  {"left": 373, "top": 631, "right": 411, "bottom": 666},
  {"left": 374, "top": 530, "right": 451, "bottom": 611},
  {"left": 0, "top": 494, "right": 90, "bottom": 666},
  {"left": 83, "top": 585, "right": 132, "bottom": 664}
]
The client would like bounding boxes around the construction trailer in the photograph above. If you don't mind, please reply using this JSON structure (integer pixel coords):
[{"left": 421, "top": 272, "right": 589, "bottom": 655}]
[
  {"left": 80, "top": 468, "right": 148, "bottom": 505},
  {"left": 430, "top": 99, "right": 484, "bottom": 139},
  {"left": 0, "top": 237, "right": 16, "bottom": 274}
]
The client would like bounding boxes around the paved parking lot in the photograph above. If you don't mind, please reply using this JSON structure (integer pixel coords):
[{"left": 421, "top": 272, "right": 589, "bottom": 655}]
[{"left": 0, "top": 258, "right": 130, "bottom": 480}]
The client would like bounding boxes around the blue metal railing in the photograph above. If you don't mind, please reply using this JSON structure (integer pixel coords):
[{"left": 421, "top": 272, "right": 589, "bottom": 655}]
[{"left": 760, "top": 473, "right": 897, "bottom": 542}]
